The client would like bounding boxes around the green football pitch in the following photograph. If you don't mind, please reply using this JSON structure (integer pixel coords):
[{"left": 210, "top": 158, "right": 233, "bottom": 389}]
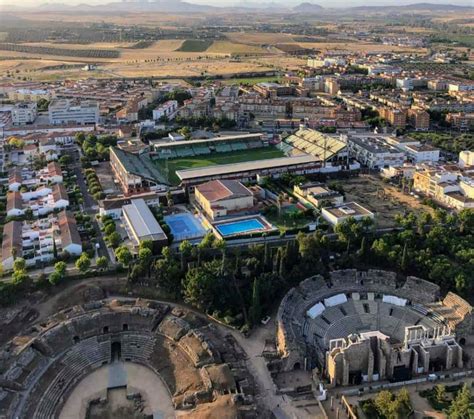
[{"left": 155, "top": 147, "right": 285, "bottom": 185}]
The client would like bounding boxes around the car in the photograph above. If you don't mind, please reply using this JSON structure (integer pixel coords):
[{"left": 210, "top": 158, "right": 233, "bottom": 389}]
[{"left": 261, "top": 316, "right": 271, "bottom": 325}]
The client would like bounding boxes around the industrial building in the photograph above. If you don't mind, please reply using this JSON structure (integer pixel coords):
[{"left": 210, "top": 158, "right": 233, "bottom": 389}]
[{"left": 122, "top": 199, "right": 168, "bottom": 250}]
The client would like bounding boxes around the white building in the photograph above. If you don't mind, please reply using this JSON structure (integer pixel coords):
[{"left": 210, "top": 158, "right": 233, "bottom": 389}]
[
  {"left": 459, "top": 151, "right": 474, "bottom": 169},
  {"left": 404, "top": 144, "right": 440, "bottom": 163},
  {"left": 345, "top": 134, "right": 405, "bottom": 169},
  {"left": 307, "top": 57, "right": 346, "bottom": 68},
  {"left": 122, "top": 199, "right": 168, "bottom": 247},
  {"left": 321, "top": 202, "right": 375, "bottom": 226},
  {"left": 152, "top": 100, "right": 179, "bottom": 121},
  {"left": 48, "top": 99, "right": 99, "bottom": 125},
  {"left": 11, "top": 103, "right": 37, "bottom": 125}
]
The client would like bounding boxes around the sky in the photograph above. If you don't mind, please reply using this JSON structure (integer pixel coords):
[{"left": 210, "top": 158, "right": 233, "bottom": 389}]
[{"left": 1, "top": 0, "right": 472, "bottom": 6}]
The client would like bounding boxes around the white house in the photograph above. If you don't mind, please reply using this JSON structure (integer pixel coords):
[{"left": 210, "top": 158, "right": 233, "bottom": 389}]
[
  {"left": 322, "top": 202, "right": 375, "bottom": 226},
  {"left": 153, "top": 100, "right": 179, "bottom": 121}
]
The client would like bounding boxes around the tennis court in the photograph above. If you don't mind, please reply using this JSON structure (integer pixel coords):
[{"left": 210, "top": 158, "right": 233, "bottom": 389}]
[{"left": 164, "top": 213, "right": 207, "bottom": 241}]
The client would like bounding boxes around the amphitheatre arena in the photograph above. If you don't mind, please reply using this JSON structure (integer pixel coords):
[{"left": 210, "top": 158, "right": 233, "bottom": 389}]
[
  {"left": 276, "top": 270, "right": 473, "bottom": 388},
  {"left": 0, "top": 299, "right": 257, "bottom": 418}
]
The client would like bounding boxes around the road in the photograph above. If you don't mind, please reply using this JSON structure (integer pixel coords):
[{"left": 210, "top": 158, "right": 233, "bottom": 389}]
[{"left": 68, "top": 148, "right": 111, "bottom": 262}]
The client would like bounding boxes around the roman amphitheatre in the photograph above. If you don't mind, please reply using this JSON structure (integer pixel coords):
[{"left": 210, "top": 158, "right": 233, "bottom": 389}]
[{"left": 0, "top": 298, "right": 258, "bottom": 418}]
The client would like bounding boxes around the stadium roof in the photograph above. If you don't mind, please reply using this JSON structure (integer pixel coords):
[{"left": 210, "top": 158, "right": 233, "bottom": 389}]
[
  {"left": 123, "top": 199, "right": 167, "bottom": 242},
  {"left": 284, "top": 128, "right": 346, "bottom": 160},
  {"left": 110, "top": 147, "right": 169, "bottom": 185},
  {"left": 152, "top": 133, "right": 263, "bottom": 149},
  {"left": 177, "top": 155, "right": 320, "bottom": 181}
]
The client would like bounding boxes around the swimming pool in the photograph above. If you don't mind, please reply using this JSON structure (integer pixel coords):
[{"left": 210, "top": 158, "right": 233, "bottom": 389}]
[{"left": 216, "top": 218, "right": 266, "bottom": 237}]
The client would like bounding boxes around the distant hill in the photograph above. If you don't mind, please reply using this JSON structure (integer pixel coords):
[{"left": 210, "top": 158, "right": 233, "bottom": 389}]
[
  {"left": 292, "top": 2, "right": 324, "bottom": 13},
  {"left": 1, "top": 0, "right": 218, "bottom": 13},
  {"left": 349, "top": 2, "right": 473, "bottom": 12}
]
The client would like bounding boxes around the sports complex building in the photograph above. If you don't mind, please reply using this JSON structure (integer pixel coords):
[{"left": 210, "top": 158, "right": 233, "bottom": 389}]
[
  {"left": 110, "top": 129, "right": 359, "bottom": 193},
  {"left": 276, "top": 270, "right": 472, "bottom": 388}
]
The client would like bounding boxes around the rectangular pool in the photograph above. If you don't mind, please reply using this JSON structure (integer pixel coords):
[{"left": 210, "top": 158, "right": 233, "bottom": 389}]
[{"left": 216, "top": 218, "right": 266, "bottom": 237}]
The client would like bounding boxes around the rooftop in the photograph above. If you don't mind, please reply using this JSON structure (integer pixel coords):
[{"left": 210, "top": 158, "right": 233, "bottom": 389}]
[
  {"left": 177, "top": 154, "right": 320, "bottom": 181},
  {"left": 196, "top": 180, "right": 253, "bottom": 202},
  {"left": 323, "top": 201, "right": 374, "bottom": 219},
  {"left": 123, "top": 199, "right": 167, "bottom": 242}
]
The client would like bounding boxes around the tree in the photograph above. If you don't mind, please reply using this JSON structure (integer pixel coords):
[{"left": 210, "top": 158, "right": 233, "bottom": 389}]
[
  {"left": 400, "top": 242, "right": 408, "bottom": 273},
  {"left": 75, "top": 253, "right": 91, "bottom": 273},
  {"left": 166, "top": 190, "right": 174, "bottom": 208},
  {"left": 139, "top": 240, "right": 153, "bottom": 252},
  {"left": 179, "top": 240, "right": 193, "bottom": 270},
  {"left": 115, "top": 246, "right": 132, "bottom": 268},
  {"left": 54, "top": 261, "right": 67, "bottom": 277},
  {"left": 374, "top": 390, "right": 399, "bottom": 419},
  {"left": 48, "top": 271, "right": 62, "bottom": 285},
  {"left": 277, "top": 193, "right": 285, "bottom": 218},
  {"left": 138, "top": 247, "right": 153, "bottom": 266},
  {"left": 59, "top": 155, "right": 71, "bottom": 166},
  {"left": 448, "top": 383, "right": 471, "bottom": 419},
  {"left": 13, "top": 258, "right": 26, "bottom": 273},
  {"left": 104, "top": 223, "right": 116, "bottom": 236},
  {"left": 213, "top": 239, "right": 226, "bottom": 273},
  {"left": 249, "top": 278, "right": 261, "bottom": 326},
  {"left": 182, "top": 264, "right": 218, "bottom": 312},
  {"left": 96, "top": 256, "right": 108, "bottom": 271},
  {"left": 458, "top": 209, "right": 474, "bottom": 235},
  {"left": 154, "top": 257, "right": 182, "bottom": 297},
  {"left": 107, "top": 231, "right": 121, "bottom": 249},
  {"left": 358, "top": 236, "right": 368, "bottom": 261},
  {"left": 434, "top": 384, "right": 446, "bottom": 404}
]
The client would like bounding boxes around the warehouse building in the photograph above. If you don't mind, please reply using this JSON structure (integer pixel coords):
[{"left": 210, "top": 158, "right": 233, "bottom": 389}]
[{"left": 122, "top": 199, "right": 168, "bottom": 250}]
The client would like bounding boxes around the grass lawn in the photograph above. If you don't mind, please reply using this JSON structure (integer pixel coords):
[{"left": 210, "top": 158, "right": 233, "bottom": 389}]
[
  {"left": 155, "top": 147, "right": 285, "bottom": 185},
  {"left": 176, "top": 39, "right": 213, "bottom": 52},
  {"left": 265, "top": 205, "right": 314, "bottom": 231}
]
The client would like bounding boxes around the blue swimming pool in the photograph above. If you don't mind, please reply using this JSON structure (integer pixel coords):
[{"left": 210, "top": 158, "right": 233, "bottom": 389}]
[{"left": 216, "top": 218, "right": 265, "bottom": 237}]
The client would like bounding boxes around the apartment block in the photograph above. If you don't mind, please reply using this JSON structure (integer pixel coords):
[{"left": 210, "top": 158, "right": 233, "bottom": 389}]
[
  {"left": 346, "top": 134, "right": 405, "bottom": 169},
  {"left": 407, "top": 108, "right": 430, "bottom": 131},
  {"left": 48, "top": 99, "right": 99, "bottom": 125},
  {"left": 152, "top": 100, "right": 179, "bottom": 121},
  {"left": 12, "top": 103, "right": 37, "bottom": 125}
]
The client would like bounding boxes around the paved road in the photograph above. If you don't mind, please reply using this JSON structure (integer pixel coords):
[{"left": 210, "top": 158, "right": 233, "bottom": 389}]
[{"left": 68, "top": 148, "right": 111, "bottom": 262}]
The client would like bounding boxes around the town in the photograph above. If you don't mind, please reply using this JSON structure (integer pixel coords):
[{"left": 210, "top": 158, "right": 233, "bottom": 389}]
[{"left": 0, "top": 2, "right": 473, "bottom": 419}]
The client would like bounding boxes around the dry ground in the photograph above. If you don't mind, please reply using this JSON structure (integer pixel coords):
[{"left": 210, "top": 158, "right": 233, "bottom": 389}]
[
  {"left": 0, "top": 39, "right": 276, "bottom": 80},
  {"left": 343, "top": 175, "right": 434, "bottom": 229}
]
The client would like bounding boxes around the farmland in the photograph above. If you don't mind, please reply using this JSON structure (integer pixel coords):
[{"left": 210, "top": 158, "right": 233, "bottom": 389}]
[
  {"left": 177, "top": 40, "right": 214, "bottom": 52},
  {"left": 155, "top": 147, "right": 285, "bottom": 185},
  {"left": 0, "top": 43, "right": 121, "bottom": 59}
]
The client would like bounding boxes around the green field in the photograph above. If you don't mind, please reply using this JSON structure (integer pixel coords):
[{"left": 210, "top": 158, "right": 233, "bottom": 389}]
[
  {"left": 155, "top": 147, "right": 285, "bottom": 185},
  {"left": 176, "top": 39, "right": 214, "bottom": 52}
]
